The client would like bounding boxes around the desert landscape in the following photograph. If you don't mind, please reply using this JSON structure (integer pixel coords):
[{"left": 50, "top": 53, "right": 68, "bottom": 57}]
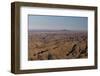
[{"left": 28, "top": 30, "right": 88, "bottom": 60}]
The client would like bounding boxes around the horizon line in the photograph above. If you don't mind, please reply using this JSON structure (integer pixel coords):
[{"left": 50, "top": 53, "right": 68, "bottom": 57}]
[{"left": 28, "top": 29, "right": 87, "bottom": 31}]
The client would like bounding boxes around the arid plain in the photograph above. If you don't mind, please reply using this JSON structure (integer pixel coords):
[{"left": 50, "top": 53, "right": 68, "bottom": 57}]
[{"left": 28, "top": 30, "right": 88, "bottom": 61}]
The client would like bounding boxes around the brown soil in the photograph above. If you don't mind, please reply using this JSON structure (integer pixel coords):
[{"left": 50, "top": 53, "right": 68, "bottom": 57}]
[{"left": 28, "top": 30, "right": 88, "bottom": 61}]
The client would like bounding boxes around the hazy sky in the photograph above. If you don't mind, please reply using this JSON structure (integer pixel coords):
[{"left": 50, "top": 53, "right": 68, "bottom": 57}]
[{"left": 28, "top": 15, "right": 88, "bottom": 31}]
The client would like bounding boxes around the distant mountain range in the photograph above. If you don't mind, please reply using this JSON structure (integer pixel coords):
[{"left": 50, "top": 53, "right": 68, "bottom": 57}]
[{"left": 29, "top": 29, "right": 87, "bottom": 32}]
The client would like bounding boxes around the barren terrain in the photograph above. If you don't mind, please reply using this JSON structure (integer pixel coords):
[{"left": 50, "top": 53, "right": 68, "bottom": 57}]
[{"left": 28, "top": 30, "right": 88, "bottom": 60}]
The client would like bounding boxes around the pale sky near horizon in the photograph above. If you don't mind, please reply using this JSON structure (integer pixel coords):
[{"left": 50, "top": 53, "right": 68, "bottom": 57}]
[{"left": 28, "top": 15, "right": 88, "bottom": 31}]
